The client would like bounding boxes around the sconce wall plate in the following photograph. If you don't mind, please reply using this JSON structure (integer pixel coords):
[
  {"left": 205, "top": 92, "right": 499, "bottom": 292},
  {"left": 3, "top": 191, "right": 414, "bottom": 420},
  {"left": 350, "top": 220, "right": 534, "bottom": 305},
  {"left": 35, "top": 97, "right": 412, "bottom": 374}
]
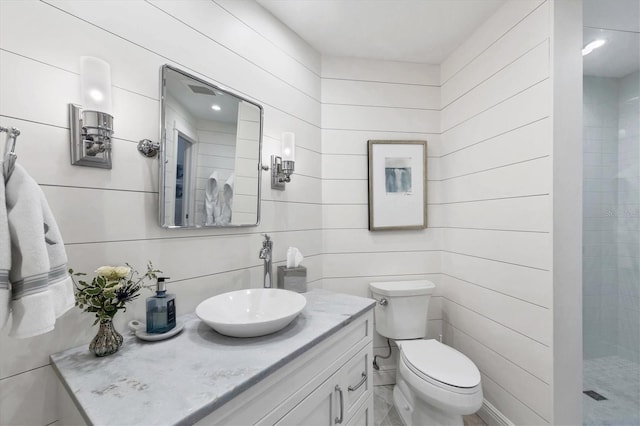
[
  {"left": 271, "top": 155, "right": 286, "bottom": 190},
  {"left": 69, "top": 103, "right": 113, "bottom": 169}
]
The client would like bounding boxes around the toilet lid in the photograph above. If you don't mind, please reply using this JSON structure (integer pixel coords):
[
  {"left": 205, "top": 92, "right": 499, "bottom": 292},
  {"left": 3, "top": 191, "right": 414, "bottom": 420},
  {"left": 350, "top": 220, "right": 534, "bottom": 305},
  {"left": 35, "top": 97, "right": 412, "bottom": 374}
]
[{"left": 400, "top": 340, "right": 481, "bottom": 388}]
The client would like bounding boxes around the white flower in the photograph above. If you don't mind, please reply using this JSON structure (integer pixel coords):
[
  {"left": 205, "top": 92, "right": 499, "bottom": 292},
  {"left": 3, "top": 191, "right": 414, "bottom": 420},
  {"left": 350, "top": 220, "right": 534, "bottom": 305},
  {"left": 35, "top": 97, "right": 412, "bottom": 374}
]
[
  {"left": 96, "top": 265, "right": 131, "bottom": 280},
  {"left": 114, "top": 266, "right": 131, "bottom": 278}
]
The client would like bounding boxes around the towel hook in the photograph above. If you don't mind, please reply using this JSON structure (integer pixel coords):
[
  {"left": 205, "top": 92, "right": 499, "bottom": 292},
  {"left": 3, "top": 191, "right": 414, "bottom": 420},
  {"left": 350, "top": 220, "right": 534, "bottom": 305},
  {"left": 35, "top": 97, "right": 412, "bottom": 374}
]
[{"left": 1, "top": 126, "right": 20, "bottom": 182}]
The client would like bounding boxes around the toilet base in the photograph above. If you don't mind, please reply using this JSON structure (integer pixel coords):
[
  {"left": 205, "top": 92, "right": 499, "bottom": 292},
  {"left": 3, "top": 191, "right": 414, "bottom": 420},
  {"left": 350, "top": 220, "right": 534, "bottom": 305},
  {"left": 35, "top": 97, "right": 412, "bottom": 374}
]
[{"left": 393, "top": 379, "right": 464, "bottom": 426}]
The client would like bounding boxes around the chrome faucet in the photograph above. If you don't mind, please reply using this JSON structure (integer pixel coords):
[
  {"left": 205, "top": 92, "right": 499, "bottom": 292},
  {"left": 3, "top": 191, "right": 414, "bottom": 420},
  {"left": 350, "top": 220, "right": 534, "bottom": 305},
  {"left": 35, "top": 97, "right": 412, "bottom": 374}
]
[{"left": 259, "top": 234, "right": 273, "bottom": 288}]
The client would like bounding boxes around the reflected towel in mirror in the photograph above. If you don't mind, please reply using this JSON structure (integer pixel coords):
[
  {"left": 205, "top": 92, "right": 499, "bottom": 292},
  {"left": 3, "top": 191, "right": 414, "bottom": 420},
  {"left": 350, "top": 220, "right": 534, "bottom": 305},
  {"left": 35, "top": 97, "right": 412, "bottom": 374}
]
[
  {"left": 205, "top": 171, "right": 220, "bottom": 226},
  {"left": 220, "top": 174, "right": 234, "bottom": 226}
]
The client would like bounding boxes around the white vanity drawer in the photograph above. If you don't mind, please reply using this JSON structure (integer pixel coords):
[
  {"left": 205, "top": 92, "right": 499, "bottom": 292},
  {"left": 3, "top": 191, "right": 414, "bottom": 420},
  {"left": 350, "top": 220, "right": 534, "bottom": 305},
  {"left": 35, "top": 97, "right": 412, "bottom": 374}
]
[{"left": 341, "top": 344, "right": 372, "bottom": 421}]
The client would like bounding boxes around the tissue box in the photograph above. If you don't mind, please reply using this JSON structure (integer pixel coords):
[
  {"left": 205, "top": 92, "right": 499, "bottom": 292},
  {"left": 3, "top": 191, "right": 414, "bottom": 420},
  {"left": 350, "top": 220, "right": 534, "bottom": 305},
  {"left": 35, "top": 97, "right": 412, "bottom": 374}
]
[{"left": 277, "top": 266, "right": 307, "bottom": 293}]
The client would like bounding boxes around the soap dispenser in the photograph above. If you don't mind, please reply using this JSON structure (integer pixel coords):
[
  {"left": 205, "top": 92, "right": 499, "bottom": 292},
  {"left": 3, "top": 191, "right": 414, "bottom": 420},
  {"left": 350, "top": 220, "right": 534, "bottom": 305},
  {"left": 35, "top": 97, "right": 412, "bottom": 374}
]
[{"left": 146, "top": 277, "right": 176, "bottom": 334}]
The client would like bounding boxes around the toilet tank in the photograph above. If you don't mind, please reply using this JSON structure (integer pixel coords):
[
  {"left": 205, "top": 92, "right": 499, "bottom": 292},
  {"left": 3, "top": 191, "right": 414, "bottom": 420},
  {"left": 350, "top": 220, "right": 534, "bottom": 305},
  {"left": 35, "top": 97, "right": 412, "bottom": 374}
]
[{"left": 369, "top": 280, "right": 435, "bottom": 339}]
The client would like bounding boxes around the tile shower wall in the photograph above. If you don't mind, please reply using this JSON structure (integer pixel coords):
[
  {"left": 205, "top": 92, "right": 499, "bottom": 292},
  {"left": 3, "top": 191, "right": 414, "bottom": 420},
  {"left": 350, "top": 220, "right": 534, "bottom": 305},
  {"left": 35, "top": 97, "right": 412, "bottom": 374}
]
[
  {"left": 583, "top": 71, "right": 639, "bottom": 365},
  {"left": 439, "top": 1, "right": 553, "bottom": 424},
  {"left": 0, "top": 1, "right": 321, "bottom": 424},
  {"left": 319, "top": 56, "right": 443, "bottom": 379},
  {"left": 583, "top": 76, "right": 621, "bottom": 359},
  {"left": 616, "top": 71, "right": 639, "bottom": 364}
]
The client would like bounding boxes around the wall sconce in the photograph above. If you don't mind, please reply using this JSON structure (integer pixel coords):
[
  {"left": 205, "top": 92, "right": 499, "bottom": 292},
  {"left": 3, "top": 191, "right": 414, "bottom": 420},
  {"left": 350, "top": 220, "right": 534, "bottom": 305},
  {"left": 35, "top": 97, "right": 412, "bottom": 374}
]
[
  {"left": 271, "top": 132, "right": 295, "bottom": 190},
  {"left": 69, "top": 56, "right": 114, "bottom": 169}
]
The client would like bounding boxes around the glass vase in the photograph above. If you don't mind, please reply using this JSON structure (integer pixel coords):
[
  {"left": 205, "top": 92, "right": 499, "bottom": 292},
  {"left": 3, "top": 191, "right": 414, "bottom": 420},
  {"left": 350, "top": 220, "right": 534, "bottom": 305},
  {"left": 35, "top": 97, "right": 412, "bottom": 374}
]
[{"left": 89, "top": 319, "right": 124, "bottom": 357}]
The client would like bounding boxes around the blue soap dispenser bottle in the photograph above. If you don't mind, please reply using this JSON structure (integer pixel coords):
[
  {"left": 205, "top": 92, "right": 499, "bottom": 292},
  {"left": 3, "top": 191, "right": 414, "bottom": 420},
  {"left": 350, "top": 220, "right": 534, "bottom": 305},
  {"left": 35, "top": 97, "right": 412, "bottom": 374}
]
[{"left": 146, "top": 277, "right": 176, "bottom": 334}]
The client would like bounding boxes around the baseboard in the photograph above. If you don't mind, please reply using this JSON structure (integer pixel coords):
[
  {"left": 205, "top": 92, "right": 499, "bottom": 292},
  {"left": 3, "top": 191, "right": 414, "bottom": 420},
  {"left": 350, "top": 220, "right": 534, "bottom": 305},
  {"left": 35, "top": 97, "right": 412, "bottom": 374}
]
[
  {"left": 477, "top": 399, "right": 514, "bottom": 426},
  {"left": 373, "top": 367, "right": 396, "bottom": 386}
]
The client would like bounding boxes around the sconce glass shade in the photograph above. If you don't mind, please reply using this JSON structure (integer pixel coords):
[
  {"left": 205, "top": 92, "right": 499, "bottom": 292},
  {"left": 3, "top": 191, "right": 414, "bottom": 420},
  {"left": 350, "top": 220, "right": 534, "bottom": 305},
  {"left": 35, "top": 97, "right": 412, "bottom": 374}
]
[
  {"left": 70, "top": 56, "right": 114, "bottom": 169},
  {"left": 270, "top": 132, "right": 296, "bottom": 190},
  {"left": 80, "top": 56, "right": 113, "bottom": 115},
  {"left": 282, "top": 132, "right": 295, "bottom": 162}
]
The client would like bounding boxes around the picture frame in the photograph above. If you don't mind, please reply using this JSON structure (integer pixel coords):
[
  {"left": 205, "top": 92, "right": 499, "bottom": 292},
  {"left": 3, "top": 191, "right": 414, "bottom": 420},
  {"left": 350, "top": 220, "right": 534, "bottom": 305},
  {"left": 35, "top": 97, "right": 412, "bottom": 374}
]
[{"left": 367, "top": 140, "right": 427, "bottom": 231}]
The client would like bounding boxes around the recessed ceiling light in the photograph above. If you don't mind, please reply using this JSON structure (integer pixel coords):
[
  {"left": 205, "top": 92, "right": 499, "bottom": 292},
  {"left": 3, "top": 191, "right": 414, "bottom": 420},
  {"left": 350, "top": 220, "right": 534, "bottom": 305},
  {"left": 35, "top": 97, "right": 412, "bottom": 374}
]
[
  {"left": 211, "top": 104, "right": 221, "bottom": 111},
  {"left": 582, "top": 39, "right": 606, "bottom": 56}
]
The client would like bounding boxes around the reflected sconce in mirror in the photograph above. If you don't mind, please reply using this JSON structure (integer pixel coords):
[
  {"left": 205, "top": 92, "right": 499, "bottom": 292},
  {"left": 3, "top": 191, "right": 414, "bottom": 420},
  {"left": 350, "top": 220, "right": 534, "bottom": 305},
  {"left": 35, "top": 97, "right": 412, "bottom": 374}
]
[
  {"left": 69, "top": 56, "right": 114, "bottom": 169},
  {"left": 270, "top": 132, "right": 295, "bottom": 190}
]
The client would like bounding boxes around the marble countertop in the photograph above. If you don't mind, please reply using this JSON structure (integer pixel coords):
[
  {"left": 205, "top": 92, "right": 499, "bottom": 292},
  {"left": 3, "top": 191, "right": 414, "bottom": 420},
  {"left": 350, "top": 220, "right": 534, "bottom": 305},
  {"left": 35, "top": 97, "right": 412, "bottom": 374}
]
[{"left": 50, "top": 289, "right": 375, "bottom": 426}]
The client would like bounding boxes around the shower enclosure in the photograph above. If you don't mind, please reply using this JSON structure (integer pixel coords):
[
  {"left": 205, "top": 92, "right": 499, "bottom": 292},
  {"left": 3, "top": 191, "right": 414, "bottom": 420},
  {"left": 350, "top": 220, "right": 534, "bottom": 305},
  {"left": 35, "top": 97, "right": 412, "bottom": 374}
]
[{"left": 582, "top": 8, "right": 640, "bottom": 425}]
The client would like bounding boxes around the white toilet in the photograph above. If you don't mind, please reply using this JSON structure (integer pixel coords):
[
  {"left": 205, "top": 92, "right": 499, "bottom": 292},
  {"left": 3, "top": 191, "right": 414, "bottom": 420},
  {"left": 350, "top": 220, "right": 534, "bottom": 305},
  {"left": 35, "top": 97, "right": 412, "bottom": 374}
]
[{"left": 369, "top": 280, "right": 483, "bottom": 426}]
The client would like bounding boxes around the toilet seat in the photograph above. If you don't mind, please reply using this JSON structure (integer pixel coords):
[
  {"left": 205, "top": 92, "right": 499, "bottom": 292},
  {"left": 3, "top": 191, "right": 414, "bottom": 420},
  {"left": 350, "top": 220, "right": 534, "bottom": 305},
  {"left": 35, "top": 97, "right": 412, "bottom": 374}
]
[{"left": 398, "top": 340, "right": 481, "bottom": 393}]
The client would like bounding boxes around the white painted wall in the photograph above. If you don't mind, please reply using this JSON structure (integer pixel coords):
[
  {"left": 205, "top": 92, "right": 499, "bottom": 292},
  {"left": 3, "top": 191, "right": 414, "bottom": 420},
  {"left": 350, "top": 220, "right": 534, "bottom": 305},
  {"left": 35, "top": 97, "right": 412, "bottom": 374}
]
[
  {"left": 440, "top": 1, "right": 555, "bottom": 424},
  {"left": 0, "top": 1, "right": 321, "bottom": 424}
]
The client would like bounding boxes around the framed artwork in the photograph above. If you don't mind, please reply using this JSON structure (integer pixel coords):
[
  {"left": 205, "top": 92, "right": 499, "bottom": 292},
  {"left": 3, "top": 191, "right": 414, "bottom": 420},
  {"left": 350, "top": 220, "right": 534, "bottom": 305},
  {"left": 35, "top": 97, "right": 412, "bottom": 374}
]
[{"left": 367, "top": 140, "right": 427, "bottom": 231}]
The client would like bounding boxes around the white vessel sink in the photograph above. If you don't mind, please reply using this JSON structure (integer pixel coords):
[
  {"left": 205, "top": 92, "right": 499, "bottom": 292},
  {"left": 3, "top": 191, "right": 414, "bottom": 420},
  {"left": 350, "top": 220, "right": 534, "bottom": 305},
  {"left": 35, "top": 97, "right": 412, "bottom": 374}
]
[{"left": 195, "top": 288, "right": 307, "bottom": 337}]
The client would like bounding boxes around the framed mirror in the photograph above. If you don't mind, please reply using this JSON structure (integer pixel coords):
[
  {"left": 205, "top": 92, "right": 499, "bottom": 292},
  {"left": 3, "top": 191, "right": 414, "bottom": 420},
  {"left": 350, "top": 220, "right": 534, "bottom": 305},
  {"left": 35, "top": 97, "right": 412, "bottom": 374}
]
[{"left": 159, "top": 65, "right": 263, "bottom": 228}]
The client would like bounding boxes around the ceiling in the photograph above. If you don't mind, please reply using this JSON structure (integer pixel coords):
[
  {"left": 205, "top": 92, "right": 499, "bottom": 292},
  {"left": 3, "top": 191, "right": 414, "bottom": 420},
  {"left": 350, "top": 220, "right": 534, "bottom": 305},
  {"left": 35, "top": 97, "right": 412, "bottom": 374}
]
[
  {"left": 258, "top": 0, "right": 639, "bottom": 78},
  {"left": 583, "top": 27, "right": 639, "bottom": 78},
  {"left": 257, "top": 0, "right": 506, "bottom": 64},
  {"left": 583, "top": 0, "right": 640, "bottom": 78}
]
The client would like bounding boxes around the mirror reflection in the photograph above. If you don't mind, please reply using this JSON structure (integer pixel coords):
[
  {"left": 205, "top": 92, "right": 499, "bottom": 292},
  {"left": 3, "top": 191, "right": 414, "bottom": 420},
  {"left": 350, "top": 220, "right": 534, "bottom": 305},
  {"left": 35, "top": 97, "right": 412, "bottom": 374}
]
[{"left": 160, "top": 65, "right": 263, "bottom": 228}]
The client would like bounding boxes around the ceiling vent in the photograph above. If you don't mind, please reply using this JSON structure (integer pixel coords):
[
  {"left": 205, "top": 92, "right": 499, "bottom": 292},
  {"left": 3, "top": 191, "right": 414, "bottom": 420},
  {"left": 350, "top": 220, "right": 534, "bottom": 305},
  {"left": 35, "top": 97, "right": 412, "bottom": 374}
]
[{"left": 187, "top": 84, "right": 217, "bottom": 96}]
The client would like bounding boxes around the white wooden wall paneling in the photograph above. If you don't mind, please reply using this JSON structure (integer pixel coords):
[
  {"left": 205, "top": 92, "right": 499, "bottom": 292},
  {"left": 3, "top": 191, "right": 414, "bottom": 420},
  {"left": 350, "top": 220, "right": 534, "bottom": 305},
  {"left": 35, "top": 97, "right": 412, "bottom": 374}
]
[
  {"left": 148, "top": 0, "right": 320, "bottom": 101},
  {"left": 438, "top": 196, "right": 550, "bottom": 232},
  {"left": 441, "top": 0, "right": 546, "bottom": 84},
  {"left": 442, "top": 228, "right": 550, "bottom": 271},
  {"left": 479, "top": 372, "right": 548, "bottom": 425},
  {"left": 441, "top": 300, "right": 551, "bottom": 383},
  {"left": 441, "top": 80, "right": 551, "bottom": 156},
  {"left": 213, "top": 0, "right": 322, "bottom": 75},
  {"left": 322, "top": 130, "right": 440, "bottom": 156},
  {"left": 441, "top": 252, "right": 551, "bottom": 308},
  {"left": 442, "top": 40, "right": 550, "bottom": 131},
  {"left": 47, "top": 0, "right": 321, "bottom": 126},
  {"left": 439, "top": 118, "right": 551, "bottom": 180},
  {"left": 321, "top": 56, "right": 439, "bottom": 86},
  {"left": 322, "top": 79, "right": 440, "bottom": 110},
  {"left": 322, "top": 104, "right": 439, "bottom": 133},
  {"left": 445, "top": 323, "right": 551, "bottom": 422},
  {"left": 441, "top": 275, "right": 551, "bottom": 346},
  {"left": 0, "top": 366, "right": 59, "bottom": 426}
]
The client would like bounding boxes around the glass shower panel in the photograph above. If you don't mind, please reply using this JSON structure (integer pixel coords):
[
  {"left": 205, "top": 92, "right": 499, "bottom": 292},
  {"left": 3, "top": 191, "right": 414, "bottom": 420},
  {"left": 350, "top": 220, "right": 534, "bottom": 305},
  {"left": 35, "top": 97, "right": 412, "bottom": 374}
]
[{"left": 582, "top": 26, "right": 639, "bottom": 426}]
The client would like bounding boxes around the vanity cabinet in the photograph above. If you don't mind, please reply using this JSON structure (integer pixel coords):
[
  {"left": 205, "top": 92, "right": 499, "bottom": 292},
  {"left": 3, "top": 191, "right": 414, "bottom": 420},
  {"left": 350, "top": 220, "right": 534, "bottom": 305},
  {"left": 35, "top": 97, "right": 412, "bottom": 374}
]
[
  {"left": 203, "top": 310, "right": 374, "bottom": 426},
  {"left": 275, "top": 346, "right": 372, "bottom": 426}
]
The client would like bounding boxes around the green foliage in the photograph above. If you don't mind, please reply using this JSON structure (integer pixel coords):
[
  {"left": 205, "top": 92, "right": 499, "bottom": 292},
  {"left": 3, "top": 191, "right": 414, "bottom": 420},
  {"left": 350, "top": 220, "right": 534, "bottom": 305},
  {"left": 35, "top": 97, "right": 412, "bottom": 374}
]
[{"left": 70, "top": 261, "right": 162, "bottom": 324}]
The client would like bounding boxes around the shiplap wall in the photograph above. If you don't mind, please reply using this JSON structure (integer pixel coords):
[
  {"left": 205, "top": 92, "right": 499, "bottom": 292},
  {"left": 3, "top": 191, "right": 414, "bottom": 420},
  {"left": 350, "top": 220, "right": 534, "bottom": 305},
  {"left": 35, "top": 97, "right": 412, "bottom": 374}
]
[
  {"left": 439, "top": 1, "right": 554, "bottom": 424},
  {"left": 0, "top": 1, "right": 321, "bottom": 424},
  {"left": 319, "top": 56, "right": 443, "bottom": 379}
]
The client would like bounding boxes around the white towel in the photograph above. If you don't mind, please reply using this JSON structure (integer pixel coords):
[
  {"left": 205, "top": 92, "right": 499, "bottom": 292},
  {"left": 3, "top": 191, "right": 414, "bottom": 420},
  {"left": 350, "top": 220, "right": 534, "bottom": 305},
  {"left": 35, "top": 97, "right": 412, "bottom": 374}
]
[
  {"left": 4, "top": 164, "right": 74, "bottom": 338},
  {"left": 220, "top": 174, "right": 234, "bottom": 226},
  {"left": 205, "top": 171, "right": 220, "bottom": 226},
  {"left": 0, "top": 163, "right": 10, "bottom": 330}
]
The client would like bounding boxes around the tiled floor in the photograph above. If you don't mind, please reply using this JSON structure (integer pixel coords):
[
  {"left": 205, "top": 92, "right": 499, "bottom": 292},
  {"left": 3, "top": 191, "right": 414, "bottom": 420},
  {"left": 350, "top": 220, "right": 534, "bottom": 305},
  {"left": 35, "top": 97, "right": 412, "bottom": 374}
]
[
  {"left": 583, "top": 356, "right": 640, "bottom": 426},
  {"left": 374, "top": 385, "right": 486, "bottom": 426}
]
